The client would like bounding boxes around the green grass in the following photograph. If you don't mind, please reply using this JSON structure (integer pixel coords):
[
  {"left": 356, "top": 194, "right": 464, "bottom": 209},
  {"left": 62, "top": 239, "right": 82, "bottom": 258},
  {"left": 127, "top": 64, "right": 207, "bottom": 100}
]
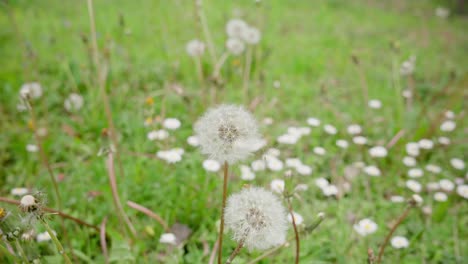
[{"left": 1, "top": 0, "right": 467, "bottom": 263}]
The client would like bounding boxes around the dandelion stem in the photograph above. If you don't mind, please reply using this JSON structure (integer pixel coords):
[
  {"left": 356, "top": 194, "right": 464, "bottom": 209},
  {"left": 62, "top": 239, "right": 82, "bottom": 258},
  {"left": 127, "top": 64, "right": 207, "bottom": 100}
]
[
  {"left": 242, "top": 46, "right": 253, "bottom": 102},
  {"left": 225, "top": 239, "right": 244, "bottom": 264},
  {"left": 286, "top": 198, "right": 300, "bottom": 264},
  {"left": 218, "top": 161, "right": 229, "bottom": 264},
  {"left": 376, "top": 206, "right": 412, "bottom": 263},
  {"left": 126, "top": 200, "right": 170, "bottom": 232},
  {"left": 195, "top": 56, "right": 205, "bottom": 85},
  {"left": 213, "top": 52, "right": 229, "bottom": 80},
  {"left": 1, "top": 242, "right": 20, "bottom": 262},
  {"left": 13, "top": 240, "right": 28, "bottom": 263},
  {"left": 100, "top": 217, "right": 109, "bottom": 264},
  {"left": 194, "top": 0, "right": 217, "bottom": 64},
  {"left": 40, "top": 218, "right": 73, "bottom": 264}
]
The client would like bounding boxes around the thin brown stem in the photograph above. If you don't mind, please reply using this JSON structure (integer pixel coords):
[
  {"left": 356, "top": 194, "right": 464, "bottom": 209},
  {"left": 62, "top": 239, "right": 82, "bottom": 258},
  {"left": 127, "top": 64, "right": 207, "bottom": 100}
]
[
  {"left": 126, "top": 200, "right": 170, "bottom": 232},
  {"left": 225, "top": 239, "right": 244, "bottom": 264},
  {"left": 376, "top": 206, "right": 412, "bottom": 263},
  {"left": 386, "top": 129, "right": 406, "bottom": 149},
  {"left": 100, "top": 217, "right": 109, "bottom": 264},
  {"left": 208, "top": 237, "right": 220, "bottom": 264},
  {"left": 218, "top": 161, "right": 229, "bottom": 264},
  {"left": 286, "top": 198, "right": 300, "bottom": 264}
]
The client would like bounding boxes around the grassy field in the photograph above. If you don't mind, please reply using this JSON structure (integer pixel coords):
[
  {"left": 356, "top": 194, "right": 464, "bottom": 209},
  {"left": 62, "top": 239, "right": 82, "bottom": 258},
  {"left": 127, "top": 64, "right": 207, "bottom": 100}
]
[{"left": 1, "top": 0, "right": 467, "bottom": 263}]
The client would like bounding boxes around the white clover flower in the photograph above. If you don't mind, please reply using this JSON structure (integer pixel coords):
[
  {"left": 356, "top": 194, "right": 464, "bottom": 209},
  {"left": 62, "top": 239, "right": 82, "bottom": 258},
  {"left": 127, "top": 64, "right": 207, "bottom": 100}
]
[
  {"left": 406, "top": 180, "right": 422, "bottom": 193},
  {"left": 323, "top": 124, "right": 337, "bottom": 135},
  {"left": 438, "top": 137, "right": 450, "bottom": 145},
  {"left": 347, "top": 124, "right": 362, "bottom": 135},
  {"left": 456, "top": 185, "right": 468, "bottom": 199},
  {"left": 418, "top": 139, "right": 433, "bottom": 150},
  {"left": 36, "top": 231, "right": 53, "bottom": 243},
  {"left": 364, "top": 166, "right": 381, "bottom": 177},
  {"left": 287, "top": 212, "right": 304, "bottom": 225},
  {"left": 251, "top": 160, "right": 266, "bottom": 171},
  {"left": 186, "top": 39, "right": 205, "bottom": 57},
  {"left": 313, "top": 147, "right": 326, "bottom": 156},
  {"left": 187, "top": 135, "right": 200, "bottom": 147},
  {"left": 450, "top": 158, "right": 465, "bottom": 170},
  {"left": 353, "top": 218, "right": 378, "bottom": 237},
  {"left": 439, "top": 179, "right": 454, "bottom": 192},
  {"left": 270, "top": 179, "right": 285, "bottom": 194},
  {"left": 433, "top": 192, "right": 448, "bottom": 202},
  {"left": 336, "top": 139, "right": 349, "bottom": 149},
  {"left": 240, "top": 165, "right": 255, "bottom": 181},
  {"left": 306, "top": 117, "right": 321, "bottom": 127},
  {"left": 242, "top": 26, "right": 261, "bottom": 45},
  {"left": 296, "top": 164, "right": 312, "bottom": 176},
  {"left": 159, "top": 233, "right": 177, "bottom": 245},
  {"left": 147, "top": 130, "right": 169, "bottom": 141},
  {"left": 315, "top": 178, "right": 329, "bottom": 189},
  {"left": 353, "top": 136, "right": 368, "bottom": 145},
  {"left": 163, "top": 118, "right": 181, "bottom": 130},
  {"left": 322, "top": 185, "right": 338, "bottom": 197},
  {"left": 226, "top": 38, "right": 245, "bottom": 55},
  {"left": 390, "top": 195, "right": 405, "bottom": 203},
  {"left": 369, "top": 146, "right": 388, "bottom": 158},
  {"left": 226, "top": 19, "right": 248, "bottom": 39},
  {"left": 194, "top": 105, "right": 262, "bottom": 164},
  {"left": 440, "top": 120, "right": 456, "bottom": 132},
  {"left": 224, "top": 187, "right": 288, "bottom": 251},
  {"left": 391, "top": 236, "right": 409, "bottom": 249},
  {"left": 408, "top": 168, "right": 423, "bottom": 178},
  {"left": 435, "top": 7, "right": 450, "bottom": 18},
  {"left": 406, "top": 142, "right": 420, "bottom": 157},
  {"left": 26, "top": 144, "right": 38, "bottom": 152},
  {"left": 11, "top": 188, "right": 29, "bottom": 196},
  {"left": 20, "top": 82, "right": 42, "bottom": 99},
  {"left": 277, "top": 133, "right": 300, "bottom": 145},
  {"left": 403, "top": 156, "right": 417, "bottom": 167},
  {"left": 64, "top": 93, "right": 84, "bottom": 112},
  {"left": 426, "top": 182, "right": 440, "bottom": 192},
  {"left": 203, "top": 159, "right": 221, "bottom": 172},
  {"left": 368, "top": 99, "right": 382, "bottom": 109},
  {"left": 156, "top": 149, "right": 183, "bottom": 163},
  {"left": 425, "top": 164, "right": 441, "bottom": 174}
]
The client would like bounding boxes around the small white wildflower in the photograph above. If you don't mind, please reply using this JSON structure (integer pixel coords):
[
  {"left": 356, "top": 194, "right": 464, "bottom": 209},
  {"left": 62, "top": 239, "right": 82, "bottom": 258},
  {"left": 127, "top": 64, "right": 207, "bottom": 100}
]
[
  {"left": 322, "top": 185, "right": 338, "bottom": 197},
  {"left": 406, "top": 180, "right": 422, "bottom": 193},
  {"left": 438, "top": 137, "right": 450, "bottom": 145},
  {"left": 285, "top": 158, "right": 302, "bottom": 168},
  {"left": 402, "top": 90, "right": 412, "bottom": 98},
  {"left": 426, "top": 182, "right": 440, "bottom": 192},
  {"left": 403, "top": 156, "right": 417, "bottom": 167},
  {"left": 194, "top": 105, "right": 262, "bottom": 164},
  {"left": 203, "top": 159, "right": 221, "bottom": 172},
  {"left": 226, "top": 19, "right": 248, "bottom": 39},
  {"left": 306, "top": 117, "right": 321, "bottom": 127},
  {"left": 64, "top": 93, "right": 84, "bottom": 112},
  {"left": 364, "top": 166, "right": 381, "bottom": 177},
  {"left": 163, "top": 118, "right": 181, "bottom": 130},
  {"left": 400, "top": 56, "right": 416, "bottom": 75},
  {"left": 455, "top": 178, "right": 464, "bottom": 185},
  {"left": 26, "top": 144, "right": 38, "bottom": 152},
  {"left": 347, "top": 124, "right": 362, "bottom": 135},
  {"left": 406, "top": 142, "right": 420, "bottom": 157},
  {"left": 391, "top": 236, "right": 409, "bottom": 249},
  {"left": 240, "top": 165, "right": 255, "bottom": 181},
  {"left": 408, "top": 168, "right": 423, "bottom": 178},
  {"left": 36, "top": 231, "right": 53, "bottom": 243},
  {"left": 265, "top": 156, "right": 283, "bottom": 171},
  {"left": 11, "top": 188, "right": 29, "bottom": 196},
  {"left": 270, "top": 179, "right": 285, "bottom": 194},
  {"left": 159, "top": 233, "right": 177, "bottom": 245},
  {"left": 20, "top": 82, "right": 42, "bottom": 99},
  {"left": 353, "top": 218, "right": 378, "bottom": 237},
  {"left": 450, "top": 158, "right": 465, "bottom": 170},
  {"left": 444, "top": 110, "right": 455, "bottom": 119},
  {"left": 440, "top": 120, "right": 456, "bottom": 132},
  {"left": 418, "top": 139, "right": 433, "bottom": 150},
  {"left": 296, "top": 164, "right": 312, "bottom": 176},
  {"left": 323, "top": 124, "right": 337, "bottom": 135},
  {"left": 433, "top": 192, "right": 448, "bottom": 202},
  {"left": 411, "top": 194, "right": 423, "bottom": 205},
  {"left": 456, "top": 185, "right": 468, "bottom": 199},
  {"left": 315, "top": 178, "right": 329, "bottom": 189},
  {"left": 435, "top": 7, "right": 450, "bottom": 18},
  {"left": 369, "top": 146, "right": 388, "bottom": 158},
  {"left": 147, "top": 130, "right": 169, "bottom": 141},
  {"left": 242, "top": 26, "right": 261, "bottom": 45},
  {"left": 262, "top": 117, "right": 273, "bottom": 125},
  {"left": 353, "top": 136, "right": 368, "bottom": 145},
  {"left": 251, "top": 160, "right": 266, "bottom": 171},
  {"left": 156, "top": 149, "right": 182, "bottom": 163},
  {"left": 368, "top": 99, "right": 382, "bottom": 109},
  {"left": 226, "top": 38, "right": 245, "bottom": 55},
  {"left": 273, "top": 81, "right": 281, "bottom": 89},
  {"left": 313, "top": 147, "right": 326, "bottom": 156},
  {"left": 439, "top": 179, "right": 455, "bottom": 192},
  {"left": 287, "top": 212, "right": 304, "bottom": 225},
  {"left": 277, "top": 133, "right": 300, "bottom": 145},
  {"left": 224, "top": 187, "right": 288, "bottom": 251},
  {"left": 336, "top": 139, "right": 349, "bottom": 149},
  {"left": 390, "top": 195, "right": 405, "bottom": 203},
  {"left": 425, "top": 164, "right": 441, "bottom": 174},
  {"left": 187, "top": 135, "right": 200, "bottom": 147},
  {"left": 186, "top": 39, "right": 205, "bottom": 57}
]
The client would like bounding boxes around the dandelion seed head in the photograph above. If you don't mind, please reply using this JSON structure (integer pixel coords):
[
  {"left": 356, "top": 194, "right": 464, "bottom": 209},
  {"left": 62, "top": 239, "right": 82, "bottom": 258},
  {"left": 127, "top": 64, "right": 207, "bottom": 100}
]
[
  {"left": 20, "top": 82, "right": 42, "bottom": 99},
  {"left": 186, "top": 39, "right": 205, "bottom": 57},
  {"left": 242, "top": 26, "right": 261, "bottom": 45},
  {"left": 226, "top": 19, "right": 248, "bottom": 39},
  {"left": 336, "top": 139, "right": 349, "bottom": 149},
  {"left": 323, "top": 124, "right": 337, "bottom": 135},
  {"left": 438, "top": 137, "right": 450, "bottom": 145},
  {"left": 226, "top": 38, "right": 245, "bottom": 55}
]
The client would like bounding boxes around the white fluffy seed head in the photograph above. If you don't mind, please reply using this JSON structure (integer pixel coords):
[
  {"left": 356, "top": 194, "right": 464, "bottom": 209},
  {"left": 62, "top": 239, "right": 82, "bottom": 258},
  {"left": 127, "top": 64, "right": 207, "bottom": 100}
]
[
  {"left": 242, "top": 26, "right": 261, "bottom": 45},
  {"left": 226, "top": 19, "right": 248, "bottom": 39},
  {"left": 194, "top": 105, "right": 262, "bottom": 164},
  {"left": 186, "top": 39, "right": 205, "bottom": 57},
  {"left": 224, "top": 187, "right": 288, "bottom": 251},
  {"left": 226, "top": 38, "right": 245, "bottom": 55},
  {"left": 64, "top": 93, "right": 84, "bottom": 112}
]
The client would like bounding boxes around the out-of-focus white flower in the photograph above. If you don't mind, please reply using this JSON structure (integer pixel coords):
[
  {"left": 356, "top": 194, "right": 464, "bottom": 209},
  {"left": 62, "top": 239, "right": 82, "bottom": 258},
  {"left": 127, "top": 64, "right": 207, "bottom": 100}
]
[
  {"left": 226, "top": 19, "right": 248, "bottom": 39},
  {"left": 403, "top": 156, "right": 417, "bottom": 167},
  {"left": 156, "top": 149, "right": 183, "bottom": 163},
  {"left": 20, "top": 82, "right": 42, "bottom": 99},
  {"left": 322, "top": 185, "right": 338, "bottom": 197},
  {"left": 400, "top": 56, "right": 416, "bottom": 75},
  {"left": 242, "top": 26, "right": 261, "bottom": 45},
  {"left": 323, "top": 124, "right": 337, "bottom": 135},
  {"left": 226, "top": 38, "right": 245, "bottom": 55},
  {"left": 285, "top": 158, "right": 302, "bottom": 168},
  {"left": 369, "top": 146, "right": 387, "bottom": 158},
  {"left": 315, "top": 178, "right": 329, "bottom": 189},
  {"left": 294, "top": 184, "right": 308, "bottom": 192},
  {"left": 368, "top": 99, "right": 382, "bottom": 109},
  {"left": 391, "top": 236, "right": 409, "bottom": 249},
  {"left": 277, "top": 133, "right": 300, "bottom": 145},
  {"left": 353, "top": 136, "right": 367, "bottom": 145},
  {"left": 273, "top": 81, "right": 281, "bottom": 89},
  {"left": 225, "top": 187, "right": 288, "bottom": 251},
  {"left": 450, "top": 158, "right": 465, "bottom": 170},
  {"left": 187, "top": 135, "right": 200, "bottom": 147},
  {"left": 353, "top": 218, "right": 378, "bottom": 237},
  {"left": 289, "top": 126, "right": 311, "bottom": 136},
  {"left": 439, "top": 179, "right": 454, "bottom": 192},
  {"left": 296, "top": 164, "right": 312, "bottom": 176},
  {"left": 444, "top": 110, "right": 455, "bottom": 119},
  {"left": 440, "top": 120, "right": 456, "bottom": 132},
  {"left": 435, "top": 7, "right": 450, "bottom": 18},
  {"left": 412, "top": 194, "right": 423, "bottom": 205},
  {"left": 265, "top": 155, "right": 283, "bottom": 171},
  {"left": 408, "top": 168, "right": 423, "bottom": 178},
  {"left": 307, "top": 117, "right": 321, "bottom": 127},
  {"left": 36, "top": 231, "right": 53, "bottom": 242},
  {"left": 456, "top": 185, "right": 468, "bottom": 199},
  {"left": 402, "top": 90, "right": 412, "bottom": 98},
  {"left": 270, "top": 179, "right": 285, "bottom": 194},
  {"left": 347, "top": 124, "right": 362, "bottom": 135},
  {"left": 418, "top": 139, "right": 433, "bottom": 150},
  {"left": 406, "top": 142, "right": 420, "bottom": 157},
  {"left": 287, "top": 212, "right": 304, "bottom": 225},
  {"left": 147, "top": 130, "right": 169, "bottom": 141},
  {"left": 426, "top": 182, "right": 440, "bottom": 192},
  {"left": 11, "top": 188, "right": 29, "bottom": 196},
  {"left": 364, "top": 166, "right": 381, "bottom": 177},
  {"left": 240, "top": 165, "right": 255, "bottom": 181},
  {"left": 64, "top": 93, "right": 84, "bottom": 112},
  {"left": 266, "top": 148, "right": 280, "bottom": 157},
  {"left": 313, "top": 147, "right": 326, "bottom": 156},
  {"left": 438, "top": 137, "right": 450, "bottom": 145},
  {"left": 422, "top": 206, "right": 432, "bottom": 215},
  {"left": 26, "top": 144, "right": 38, "bottom": 152},
  {"left": 163, "top": 118, "right": 181, "bottom": 130},
  {"left": 406, "top": 180, "right": 422, "bottom": 193},
  {"left": 455, "top": 178, "right": 464, "bottom": 185},
  {"left": 186, "top": 39, "right": 205, "bottom": 57},
  {"left": 263, "top": 117, "right": 274, "bottom": 125},
  {"left": 336, "top": 139, "right": 349, "bottom": 149},
  {"left": 159, "top": 233, "right": 177, "bottom": 245},
  {"left": 203, "top": 159, "right": 221, "bottom": 172},
  {"left": 390, "top": 195, "right": 405, "bottom": 203},
  {"left": 425, "top": 164, "right": 441, "bottom": 174},
  {"left": 434, "top": 192, "right": 448, "bottom": 202},
  {"left": 251, "top": 160, "right": 266, "bottom": 171}
]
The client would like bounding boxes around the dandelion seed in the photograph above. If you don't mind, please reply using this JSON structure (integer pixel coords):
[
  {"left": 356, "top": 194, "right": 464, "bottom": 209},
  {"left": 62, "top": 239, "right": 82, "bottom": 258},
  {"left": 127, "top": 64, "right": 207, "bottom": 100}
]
[
  {"left": 456, "top": 185, "right": 468, "bottom": 199},
  {"left": 433, "top": 192, "right": 448, "bottom": 202},
  {"left": 406, "top": 180, "right": 422, "bottom": 193},
  {"left": 270, "top": 179, "right": 285, "bottom": 194},
  {"left": 194, "top": 105, "right": 262, "bottom": 164},
  {"left": 369, "top": 146, "right": 387, "bottom": 158},
  {"left": 163, "top": 118, "right": 181, "bottom": 130},
  {"left": 287, "top": 212, "right": 304, "bottom": 225},
  {"left": 418, "top": 139, "right": 433, "bottom": 150},
  {"left": 336, "top": 139, "right": 349, "bottom": 149},
  {"left": 347, "top": 124, "right": 362, "bottom": 135},
  {"left": 391, "top": 236, "right": 409, "bottom": 249},
  {"left": 353, "top": 218, "right": 378, "bottom": 237},
  {"left": 403, "top": 156, "right": 417, "bottom": 167},
  {"left": 368, "top": 99, "right": 382, "bottom": 109},
  {"left": 353, "top": 136, "right": 367, "bottom": 145},
  {"left": 364, "top": 166, "right": 381, "bottom": 177},
  {"left": 64, "top": 93, "right": 84, "bottom": 112},
  {"left": 450, "top": 158, "right": 465, "bottom": 170},
  {"left": 408, "top": 168, "right": 423, "bottom": 178},
  {"left": 226, "top": 19, "right": 248, "bottom": 39},
  {"left": 226, "top": 38, "right": 245, "bottom": 55},
  {"left": 224, "top": 187, "right": 288, "bottom": 251},
  {"left": 159, "top": 233, "right": 177, "bottom": 245},
  {"left": 323, "top": 124, "right": 337, "bottom": 135},
  {"left": 439, "top": 179, "right": 454, "bottom": 192},
  {"left": 26, "top": 144, "right": 38, "bottom": 153},
  {"left": 306, "top": 117, "right": 321, "bottom": 127},
  {"left": 251, "top": 160, "right": 266, "bottom": 171},
  {"left": 242, "top": 26, "right": 261, "bottom": 45},
  {"left": 147, "top": 130, "right": 169, "bottom": 141},
  {"left": 203, "top": 159, "right": 221, "bottom": 172},
  {"left": 20, "top": 82, "right": 42, "bottom": 99},
  {"left": 186, "top": 39, "right": 205, "bottom": 57},
  {"left": 187, "top": 135, "right": 200, "bottom": 147}
]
